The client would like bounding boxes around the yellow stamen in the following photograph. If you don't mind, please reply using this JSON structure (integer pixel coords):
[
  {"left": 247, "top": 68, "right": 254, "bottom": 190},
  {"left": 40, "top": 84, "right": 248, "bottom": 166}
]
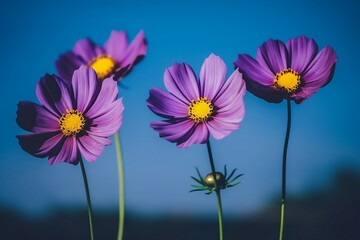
[
  {"left": 88, "top": 56, "right": 116, "bottom": 80},
  {"left": 274, "top": 68, "right": 301, "bottom": 93},
  {"left": 188, "top": 97, "right": 213, "bottom": 123},
  {"left": 59, "top": 110, "right": 86, "bottom": 136}
]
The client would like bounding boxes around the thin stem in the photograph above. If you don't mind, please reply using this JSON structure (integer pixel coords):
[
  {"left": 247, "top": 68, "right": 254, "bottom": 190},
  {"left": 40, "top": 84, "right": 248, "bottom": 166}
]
[
  {"left": 206, "top": 141, "right": 224, "bottom": 240},
  {"left": 80, "top": 158, "right": 94, "bottom": 240},
  {"left": 279, "top": 99, "right": 292, "bottom": 240},
  {"left": 115, "top": 132, "right": 125, "bottom": 240}
]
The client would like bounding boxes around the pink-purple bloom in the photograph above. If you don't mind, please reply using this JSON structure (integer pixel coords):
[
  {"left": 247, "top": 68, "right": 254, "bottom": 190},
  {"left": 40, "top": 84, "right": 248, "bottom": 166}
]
[
  {"left": 16, "top": 66, "right": 124, "bottom": 165},
  {"left": 56, "top": 30, "right": 147, "bottom": 82},
  {"left": 234, "top": 35, "right": 337, "bottom": 103},
  {"left": 147, "top": 54, "right": 246, "bottom": 148}
]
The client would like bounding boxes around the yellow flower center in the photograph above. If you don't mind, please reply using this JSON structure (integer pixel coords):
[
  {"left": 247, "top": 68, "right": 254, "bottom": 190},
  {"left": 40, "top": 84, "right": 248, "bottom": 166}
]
[
  {"left": 188, "top": 97, "right": 213, "bottom": 123},
  {"left": 59, "top": 110, "right": 86, "bottom": 136},
  {"left": 274, "top": 68, "right": 301, "bottom": 93},
  {"left": 88, "top": 56, "right": 116, "bottom": 80}
]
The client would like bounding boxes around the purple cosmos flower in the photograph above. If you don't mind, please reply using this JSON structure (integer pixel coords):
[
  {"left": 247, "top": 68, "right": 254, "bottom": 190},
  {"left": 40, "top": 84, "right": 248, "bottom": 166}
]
[
  {"left": 16, "top": 66, "right": 124, "bottom": 165},
  {"left": 56, "top": 30, "right": 147, "bottom": 82},
  {"left": 147, "top": 54, "right": 246, "bottom": 148},
  {"left": 234, "top": 35, "right": 337, "bottom": 103}
]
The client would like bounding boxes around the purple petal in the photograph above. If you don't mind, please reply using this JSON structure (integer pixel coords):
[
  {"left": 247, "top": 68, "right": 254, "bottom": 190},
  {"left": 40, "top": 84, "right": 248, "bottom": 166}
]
[
  {"left": 212, "top": 70, "right": 246, "bottom": 123},
  {"left": 78, "top": 134, "right": 111, "bottom": 162},
  {"left": 36, "top": 74, "right": 73, "bottom": 116},
  {"left": 199, "top": 54, "right": 227, "bottom": 100},
  {"left": 17, "top": 131, "right": 62, "bottom": 158},
  {"left": 177, "top": 123, "right": 209, "bottom": 148},
  {"left": 38, "top": 133, "right": 64, "bottom": 156},
  {"left": 286, "top": 35, "right": 318, "bottom": 74},
  {"left": 213, "top": 69, "right": 246, "bottom": 108},
  {"left": 291, "top": 64, "right": 336, "bottom": 103},
  {"left": 73, "top": 38, "right": 105, "bottom": 63},
  {"left": 85, "top": 76, "right": 119, "bottom": 118},
  {"left": 89, "top": 98, "right": 124, "bottom": 137},
  {"left": 115, "top": 30, "right": 147, "bottom": 80},
  {"left": 150, "top": 119, "right": 195, "bottom": 145},
  {"left": 302, "top": 46, "right": 337, "bottom": 88},
  {"left": 48, "top": 136, "right": 80, "bottom": 165},
  {"left": 55, "top": 51, "right": 86, "bottom": 82},
  {"left": 164, "top": 63, "right": 199, "bottom": 103},
  {"left": 72, "top": 66, "right": 100, "bottom": 113},
  {"left": 17, "top": 101, "right": 59, "bottom": 133},
  {"left": 206, "top": 118, "right": 239, "bottom": 140},
  {"left": 234, "top": 54, "right": 274, "bottom": 86},
  {"left": 245, "top": 79, "right": 285, "bottom": 103},
  {"left": 146, "top": 88, "right": 188, "bottom": 119},
  {"left": 104, "top": 30, "right": 128, "bottom": 62},
  {"left": 256, "top": 39, "right": 288, "bottom": 74}
]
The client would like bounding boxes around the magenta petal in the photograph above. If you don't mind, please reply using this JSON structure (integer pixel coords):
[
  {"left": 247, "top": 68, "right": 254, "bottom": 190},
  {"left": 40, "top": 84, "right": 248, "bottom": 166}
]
[
  {"left": 73, "top": 38, "right": 105, "bottom": 63},
  {"left": 199, "top": 54, "right": 227, "bottom": 100},
  {"left": 256, "top": 39, "right": 288, "bottom": 74},
  {"left": 36, "top": 74, "right": 73, "bottom": 116},
  {"left": 55, "top": 52, "right": 86, "bottom": 82},
  {"left": 85, "top": 76, "right": 119, "bottom": 117},
  {"left": 164, "top": 63, "right": 199, "bottom": 103},
  {"left": 286, "top": 35, "right": 318, "bottom": 74},
  {"left": 78, "top": 134, "right": 111, "bottom": 162},
  {"left": 90, "top": 99, "right": 124, "bottom": 137},
  {"left": 17, "top": 101, "right": 59, "bottom": 133},
  {"left": 104, "top": 30, "right": 128, "bottom": 62},
  {"left": 72, "top": 66, "right": 100, "bottom": 113},
  {"left": 234, "top": 54, "right": 274, "bottom": 86},
  {"left": 48, "top": 136, "right": 80, "bottom": 165},
  {"left": 147, "top": 88, "right": 188, "bottom": 119},
  {"left": 302, "top": 46, "right": 337, "bottom": 88}
]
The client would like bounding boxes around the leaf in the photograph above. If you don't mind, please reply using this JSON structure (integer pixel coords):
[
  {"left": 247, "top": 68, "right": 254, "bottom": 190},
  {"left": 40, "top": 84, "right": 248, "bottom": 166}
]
[
  {"left": 226, "top": 168, "right": 237, "bottom": 181},
  {"left": 191, "top": 176, "right": 204, "bottom": 185}
]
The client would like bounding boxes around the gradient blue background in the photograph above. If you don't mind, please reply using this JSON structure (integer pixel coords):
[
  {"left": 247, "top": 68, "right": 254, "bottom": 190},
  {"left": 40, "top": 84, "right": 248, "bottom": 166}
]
[{"left": 0, "top": 0, "right": 359, "bottom": 221}]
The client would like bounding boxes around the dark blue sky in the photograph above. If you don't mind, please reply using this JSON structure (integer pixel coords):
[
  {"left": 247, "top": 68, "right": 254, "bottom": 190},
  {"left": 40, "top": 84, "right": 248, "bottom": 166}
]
[{"left": 0, "top": 0, "right": 359, "bottom": 217}]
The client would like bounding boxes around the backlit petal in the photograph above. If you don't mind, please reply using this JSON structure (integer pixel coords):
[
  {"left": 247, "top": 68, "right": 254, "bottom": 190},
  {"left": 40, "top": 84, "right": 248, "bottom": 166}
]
[
  {"left": 256, "top": 39, "right": 288, "bottom": 74},
  {"left": 164, "top": 63, "right": 199, "bottom": 103},
  {"left": 147, "top": 88, "right": 188, "bottom": 119},
  {"left": 199, "top": 54, "right": 226, "bottom": 100}
]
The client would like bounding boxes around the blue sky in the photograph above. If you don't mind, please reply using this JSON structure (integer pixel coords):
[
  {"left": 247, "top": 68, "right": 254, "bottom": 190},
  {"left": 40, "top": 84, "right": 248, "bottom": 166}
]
[{"left": 0, "top": 0, "right": 359, "bottom": 218}]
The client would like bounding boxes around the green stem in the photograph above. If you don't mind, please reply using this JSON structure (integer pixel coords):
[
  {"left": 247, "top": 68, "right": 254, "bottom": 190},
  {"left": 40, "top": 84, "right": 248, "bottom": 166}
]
[
  {"left": 206, "top": 141, "right": 224, "bottom": 240},
  {"left": 279, "top": 100, "right": 292, "bottom": 240},
  {"left": 115, "top": 132, "right": 125, "bottom": 240},
  {"left": 80, "top": 158, "right": 94, "bottom": 240}
]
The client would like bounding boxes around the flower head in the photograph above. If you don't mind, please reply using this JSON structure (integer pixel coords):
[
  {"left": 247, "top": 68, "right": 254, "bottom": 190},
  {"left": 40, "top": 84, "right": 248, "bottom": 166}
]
[
  {"left": 16, "top": 66, "right": 124, "bottom": 164},
  {"left": 56, "top": 30, "right": 147, "bottom": 82},
  {"left": 147, "top": 54, "right": 246, "bottom": 148},
  {"left": 234, "top": 35, "right": 337, "bottom": 103}
]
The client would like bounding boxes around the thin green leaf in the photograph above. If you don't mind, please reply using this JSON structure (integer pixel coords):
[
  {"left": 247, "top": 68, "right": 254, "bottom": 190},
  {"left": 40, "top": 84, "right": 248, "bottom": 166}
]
[
  {"left": 195, "top": 167, "right": 204, "bottom": 184},
  {"left": 230, "top": 173, "right": 243, "bottom": 182},
  {"left": 226, "top": 168, "right": 237, "bottom": 181},
  {"left": 191, "top": 176, "right": 204, "bottom": 185}
]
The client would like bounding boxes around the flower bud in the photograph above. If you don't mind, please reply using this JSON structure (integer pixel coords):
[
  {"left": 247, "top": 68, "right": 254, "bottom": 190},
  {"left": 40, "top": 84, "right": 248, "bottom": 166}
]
[{"left": 204, "top": 172, "right": 225, "bottom": 188}]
